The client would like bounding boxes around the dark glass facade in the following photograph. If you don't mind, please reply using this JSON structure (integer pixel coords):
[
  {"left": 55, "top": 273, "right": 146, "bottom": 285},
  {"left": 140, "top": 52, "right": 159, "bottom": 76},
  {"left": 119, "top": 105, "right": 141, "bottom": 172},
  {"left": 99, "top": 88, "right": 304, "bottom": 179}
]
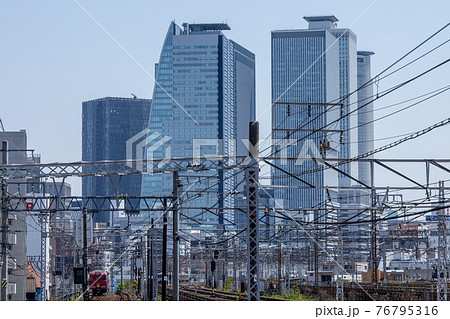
[
  {"left": 142, "top": 22, "right": 256, "bottom": 229},
  {"left": 82, "top": 97, "right": 151, "bottom": 223}
]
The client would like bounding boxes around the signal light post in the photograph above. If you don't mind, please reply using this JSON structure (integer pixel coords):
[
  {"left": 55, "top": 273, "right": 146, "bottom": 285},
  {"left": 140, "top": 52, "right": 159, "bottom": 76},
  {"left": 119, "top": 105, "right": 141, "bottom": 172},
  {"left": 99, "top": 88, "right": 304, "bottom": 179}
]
[
  {"left": 82, "top": 207, "right": 89, "bottom": 301},
  {"left": 147, "top": 218, "right": 154, "bottom": 301},
  {"left": 172, "top": 172, "right": 181, "bottom": 301},
  {"left": 162, "top": 198, "right": 167, "bottom": 301}
]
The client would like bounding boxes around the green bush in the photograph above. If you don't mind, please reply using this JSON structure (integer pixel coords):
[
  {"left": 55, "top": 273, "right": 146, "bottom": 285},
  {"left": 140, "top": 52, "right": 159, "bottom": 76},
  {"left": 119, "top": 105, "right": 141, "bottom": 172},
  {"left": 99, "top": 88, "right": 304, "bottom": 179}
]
[
  {"left": 267, "top": 286, "right": 314, "bottom": 301},
  {"left": 224, "top": 277, "right": 234, "bottom": 291},
  {"left": 114, "top": 279, "right": 138, "bottom": 294}
]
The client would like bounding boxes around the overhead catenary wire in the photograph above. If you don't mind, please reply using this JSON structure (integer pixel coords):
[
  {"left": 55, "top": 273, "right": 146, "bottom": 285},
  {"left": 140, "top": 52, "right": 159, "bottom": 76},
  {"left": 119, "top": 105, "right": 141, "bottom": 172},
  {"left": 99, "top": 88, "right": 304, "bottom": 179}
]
[
  {"left": 267, "top": 116, "right": 450, "bottom": 180},
  {"left": 259, "top": 23, "right": 450, "bottom": 154},
  {"left": 267, "top": 58, "right": 450, "bottom": 160},
  {"left": 325, "top": 84, "right": 450, "bottom": 143}
]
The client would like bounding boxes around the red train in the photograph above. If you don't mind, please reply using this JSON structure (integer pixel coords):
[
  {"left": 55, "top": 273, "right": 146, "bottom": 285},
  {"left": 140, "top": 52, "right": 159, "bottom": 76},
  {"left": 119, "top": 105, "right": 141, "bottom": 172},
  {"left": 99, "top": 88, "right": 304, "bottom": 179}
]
[{"left": 88, "top": 271, "right": 108, "bottom": 296}]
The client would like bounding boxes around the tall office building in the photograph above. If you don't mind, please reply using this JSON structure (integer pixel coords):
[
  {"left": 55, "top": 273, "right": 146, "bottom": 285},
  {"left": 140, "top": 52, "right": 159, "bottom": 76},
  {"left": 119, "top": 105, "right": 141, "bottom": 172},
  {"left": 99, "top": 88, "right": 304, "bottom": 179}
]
[
  {"left": 82, "top": 97, "right": 152, "bottom": 224},
  {"left": 333, "top": 51, "right": 376, "bottom": 263},
  {"left": 271, "top": 16, "right": 375, "bottom": 207},
  {"left": 271, "top": 16, "right": 341, "bottom": 212},
  {"left": 325, "top": 18, "right": 359, "bottom": 187},
  {"left": 142, "top": 22, "right": 255, "bottom": 227},
  {"left": 271, "top": 16, "right": 375, "bottom": 261},
  {"left": 357, "top": 51, "right": 375, "bottom": 186}
]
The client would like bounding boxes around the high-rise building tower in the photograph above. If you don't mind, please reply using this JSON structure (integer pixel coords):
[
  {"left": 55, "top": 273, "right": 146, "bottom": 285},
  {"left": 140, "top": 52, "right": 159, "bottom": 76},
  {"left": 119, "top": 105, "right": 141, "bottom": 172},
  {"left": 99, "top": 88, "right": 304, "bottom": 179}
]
[
  {"left": 142, "top": 22, "right": 255, "bottom": 227},
  {"left": 323, "top": 18, "right": 359, "bottom": 188},
  {"left": 271, "top": 16, "right": 341, "bottom": 211},
  {"left": 271, "top": 15, "right": 372, "bottom": 207},
  {"left": 82, "top": 97, "right": 151, "bottom": 224},
  {"left": 357, "top": 51, "right": 375, "bottom": 186},
  {"left": 271, "top": 16, "right": 375, "bottom": 261}
]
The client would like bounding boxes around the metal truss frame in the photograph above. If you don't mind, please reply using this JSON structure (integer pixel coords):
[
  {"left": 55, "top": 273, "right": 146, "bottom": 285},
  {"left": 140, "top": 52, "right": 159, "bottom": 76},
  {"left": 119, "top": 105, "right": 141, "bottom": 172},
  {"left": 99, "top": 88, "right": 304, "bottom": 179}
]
[
  {"left": 7, "top": 195, "right": 171, "bottom": 213},
  {"left": 0, "top": 156, "right": 250, "bottom": 180}
]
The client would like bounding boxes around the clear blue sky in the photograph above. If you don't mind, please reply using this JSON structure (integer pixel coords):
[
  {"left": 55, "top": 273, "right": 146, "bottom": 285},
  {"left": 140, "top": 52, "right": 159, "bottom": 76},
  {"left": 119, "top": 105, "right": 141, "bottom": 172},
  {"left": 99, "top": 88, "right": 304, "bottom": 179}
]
[{"left": 1, "top": 0, "right": 449, "bottom": 195}]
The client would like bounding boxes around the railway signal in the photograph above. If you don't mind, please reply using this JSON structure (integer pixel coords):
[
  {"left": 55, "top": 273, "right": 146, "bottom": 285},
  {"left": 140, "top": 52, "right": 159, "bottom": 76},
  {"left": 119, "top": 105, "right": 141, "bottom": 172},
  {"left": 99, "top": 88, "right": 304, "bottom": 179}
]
[
  {"left": 73, "top": 267, "right": 84, "bottom": 285},
  {"left": 76, "top": 213, "right": 93, "bottom": 248}
]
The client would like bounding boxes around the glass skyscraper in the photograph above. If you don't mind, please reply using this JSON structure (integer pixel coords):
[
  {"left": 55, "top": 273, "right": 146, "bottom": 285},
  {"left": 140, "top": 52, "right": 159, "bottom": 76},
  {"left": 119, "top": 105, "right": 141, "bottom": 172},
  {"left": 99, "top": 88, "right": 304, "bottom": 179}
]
[
  {"left": 271, "top": 15, "right": 375, "bottom": 209},
  {"left": 271, "top": 16, "right": 375, "bottom": 257},
  {"left": 82, "top": 97, "right": 152, "bottom": 223},
  {"left": 142, "top": 22, "right": 255, "bottom": 228},
  {"left": 326, "top": 21, "right": 359, "bottom": 187},
  {"left": 271, "top": 16, "right": 340, "bottom": 212}
]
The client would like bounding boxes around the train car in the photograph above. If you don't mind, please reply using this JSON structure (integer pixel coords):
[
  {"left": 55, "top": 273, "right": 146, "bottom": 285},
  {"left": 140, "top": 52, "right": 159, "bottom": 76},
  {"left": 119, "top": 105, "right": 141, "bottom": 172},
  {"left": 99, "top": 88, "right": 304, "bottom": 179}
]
[{"left": 88, "top": 271, "right": 108, "bottom": 296}]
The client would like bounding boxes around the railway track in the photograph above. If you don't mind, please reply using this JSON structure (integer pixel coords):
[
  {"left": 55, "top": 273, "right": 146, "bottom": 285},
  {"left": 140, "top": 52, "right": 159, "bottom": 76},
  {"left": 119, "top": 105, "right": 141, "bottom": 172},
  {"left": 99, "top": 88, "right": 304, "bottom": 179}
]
[
  {"left": 166, "top": 285, "right": 285, "bottom": 301},
  {"left": 117, "top": 293, "right": 131, "bottom": 301},
  {"left": 90, "top": 293, "right": 135, "bottom": 301},
  {"left": 296, "top": 281, "right": 447, "bottom": 294},
  {"left": 294, "top": 281, "right": 443, "bottom": 301}
]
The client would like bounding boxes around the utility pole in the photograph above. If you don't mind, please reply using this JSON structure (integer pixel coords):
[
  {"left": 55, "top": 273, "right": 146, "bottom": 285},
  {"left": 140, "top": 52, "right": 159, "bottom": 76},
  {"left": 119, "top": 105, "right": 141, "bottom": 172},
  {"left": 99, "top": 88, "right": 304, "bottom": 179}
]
[
  {"left": 1, "top": 141, "right": 8, "bottom": 301},
  {"left": 82, "top": 207, "right": 88, "bottom": 301},
  {"left": 120, "top": 255, "right": 123, "bottom": 293},
  {"left": 437, "top": 180, "right": 448, "bottom": 301},
  {"left": 370, "top": 161, "right": 378, "bottom": 286},
  {"left": 162, "top": 198, "right": 167, "bottom": 301},
  {"left": 205, "top": 261, "right": 208, "bottom": 288},
  {"left": 383, "top": 245, "right": 387, "bottom": 285},
  {"left": 277, "top": 236, "right": 282, "bottom": 294},
  {"left": 1, "top": 179, "right": 8, "bottom": 301},
  {"left": 222, "top": 249, "right": 226, "bottom": 289},
  {"left": 131, "top": 247, "right": 134, "bottom": 292},
  {"left": 61, "top": 226, "right": 66, "bottom": 299},
  {"left": 246, "top": 121, "right": 260, "bottom": 301},
  {"left": 147, "top": 218, "right": 153, "bottom": 301},
  {"left": 233, "top": 237, "right": 237, "bottom": 292},
  {"left": 211, "top": 260, "right": 215, "bottom": 294},
  {"left": 40, "top": 212, "right": 48, "bottom": 301},
  {"left": 336, "top": 225, "right": 344, "bottom": 301},
  {"left": 287, "top": 251, "right": 291, "bottom": 296},
  {"left": 138, "top": 239, "right": 143, "bottom": 298},
  {"left": 172, "top": 172, "right": 181, "bottom": 301},
  {"left": 314, "top": 231, "right": 319, "bottom": 288},
  {"left": 426, "top": 239, "right": 430, "bottom": 274}
]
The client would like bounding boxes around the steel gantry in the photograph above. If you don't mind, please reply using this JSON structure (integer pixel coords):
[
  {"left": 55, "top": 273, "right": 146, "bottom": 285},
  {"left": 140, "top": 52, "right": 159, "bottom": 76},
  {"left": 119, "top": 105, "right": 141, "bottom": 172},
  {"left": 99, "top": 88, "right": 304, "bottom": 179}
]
[
  {"left": 246, "top": 122, "right": 260, "bottom": 301},
  {"left": 0, "top": 154, "right": 259, "bottom": 301},
  {"left": 0, "top": 156, "right": 252, "bottom": 180},
  {"left": 8, "top": 195, "right": 173, "bottom": 213},
  {"left": 4, "top": 141, "right": 450, "bottom": 300},
  {"left": 437, "top": 181, "right": 448, "bottom": 301}
]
